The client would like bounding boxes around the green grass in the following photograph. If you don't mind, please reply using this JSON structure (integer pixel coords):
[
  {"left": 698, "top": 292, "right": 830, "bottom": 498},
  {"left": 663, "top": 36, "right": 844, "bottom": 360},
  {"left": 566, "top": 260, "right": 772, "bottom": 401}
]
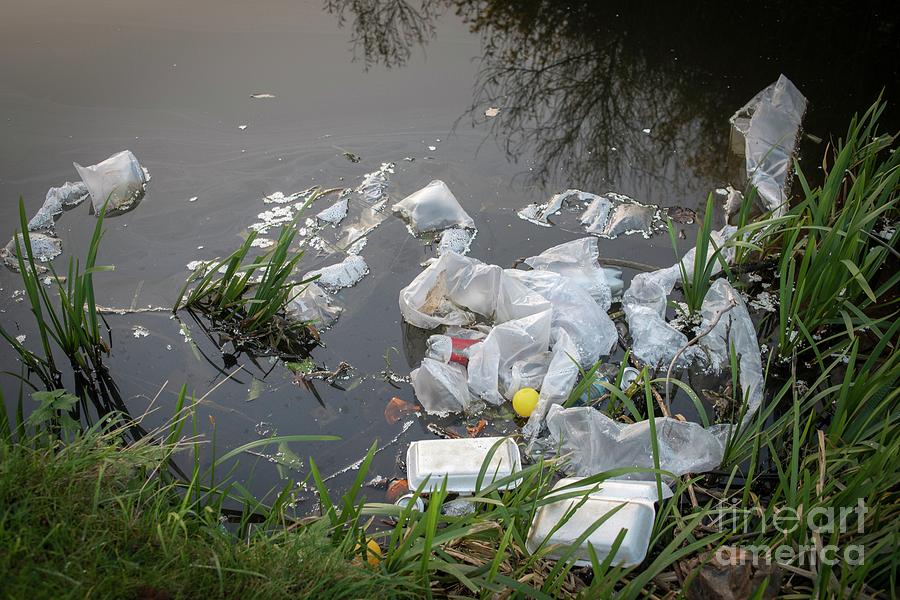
[{"left": 0, "top": 415, "right": 414, "bottom": 600}]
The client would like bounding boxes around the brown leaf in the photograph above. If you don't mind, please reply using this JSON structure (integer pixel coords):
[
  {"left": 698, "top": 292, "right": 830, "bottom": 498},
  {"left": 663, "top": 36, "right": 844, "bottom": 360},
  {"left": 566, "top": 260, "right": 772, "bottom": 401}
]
[
  {"left": 466, "top": 419, "right": 487, "bottom": 437},
  {"left": 384, "top": 396, "right": 419, "bottom": 424},
  {"left": 386, "top": 479, "right": 409, "bottom": 503}
]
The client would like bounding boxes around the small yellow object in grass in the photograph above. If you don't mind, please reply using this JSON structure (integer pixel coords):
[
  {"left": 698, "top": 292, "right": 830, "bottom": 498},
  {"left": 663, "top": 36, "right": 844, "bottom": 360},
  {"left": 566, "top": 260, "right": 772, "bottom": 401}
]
[
  {"left": 512, "top": 387, "right": 540, "bottom": 417},
  {"left": 354, "top": 538, "right": 382, "bottom": 567}
]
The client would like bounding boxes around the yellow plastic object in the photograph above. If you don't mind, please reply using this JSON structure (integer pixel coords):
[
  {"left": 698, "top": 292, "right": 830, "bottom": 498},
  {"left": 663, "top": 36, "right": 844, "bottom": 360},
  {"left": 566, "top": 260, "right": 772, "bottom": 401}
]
[
  {"left": 354, "top": 538, "right": 382, "bottom": 567},
  {"left": 512, "top": 387, "right": 540, "bottom": 417}
]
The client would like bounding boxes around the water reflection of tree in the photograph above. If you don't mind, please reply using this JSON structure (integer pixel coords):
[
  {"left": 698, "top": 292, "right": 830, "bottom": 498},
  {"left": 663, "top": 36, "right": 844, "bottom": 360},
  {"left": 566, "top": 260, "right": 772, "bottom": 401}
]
[
  {"left": 325, "top": 0, "right": 899, "bottom": 195},
  {"left": 324, "top": 0, "right": 444, "bottom": 69}
]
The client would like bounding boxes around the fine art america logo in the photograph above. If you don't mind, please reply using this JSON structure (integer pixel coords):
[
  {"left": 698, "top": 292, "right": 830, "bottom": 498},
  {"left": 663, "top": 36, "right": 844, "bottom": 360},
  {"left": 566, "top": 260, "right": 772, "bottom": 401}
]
[{"left": 710, "top": 499, "right": 867, "bottom": 566}]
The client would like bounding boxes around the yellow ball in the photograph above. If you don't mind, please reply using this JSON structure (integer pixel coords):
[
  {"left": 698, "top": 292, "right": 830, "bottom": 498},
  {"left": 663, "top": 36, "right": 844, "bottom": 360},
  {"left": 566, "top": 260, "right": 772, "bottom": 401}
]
[
  {"left": 512, "top": 387, "right": 540, "bottom": 417},
  {"left": 354, "top": 538, "right": 382, "bottom": 567}
]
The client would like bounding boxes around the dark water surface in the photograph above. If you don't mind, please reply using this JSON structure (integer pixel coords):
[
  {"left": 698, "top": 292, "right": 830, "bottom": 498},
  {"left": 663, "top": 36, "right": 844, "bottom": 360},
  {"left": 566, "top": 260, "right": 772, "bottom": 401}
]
[{"left": 1, "top": 1, "right": 897, "bottom": 506}]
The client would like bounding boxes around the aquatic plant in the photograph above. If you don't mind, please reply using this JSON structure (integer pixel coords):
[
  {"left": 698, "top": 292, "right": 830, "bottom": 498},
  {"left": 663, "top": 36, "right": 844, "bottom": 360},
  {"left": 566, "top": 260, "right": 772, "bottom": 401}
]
[
  {"left": 174, "top": 191, "right": 321, "bottom": 357},
  {"left": 667, "top": 192, "right": 731, "bottom": 315},
  {"left": 0, "top": 200, "right": 130, "bottom": 424}
]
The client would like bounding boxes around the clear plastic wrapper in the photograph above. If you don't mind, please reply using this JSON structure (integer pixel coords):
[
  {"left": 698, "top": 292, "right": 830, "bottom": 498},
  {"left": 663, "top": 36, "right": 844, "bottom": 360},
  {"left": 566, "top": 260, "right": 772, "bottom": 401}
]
[
  {"left": 523, "top": 237, "right": 621, "bottom": 302},
  {"left": 286, "top": 282, "right": 342, "bottom": 328},
  {"left": 392, "top": 180, "right": 474, "bottom": 233},
  {"left": 74, "top": 150, "right": 148, "bottom": 215},
  {"left": 410, "top": 358, "right": 478, "bottom": 415},
  {"left": 730, "top": 75, "right": 807, "bottom": 216}
]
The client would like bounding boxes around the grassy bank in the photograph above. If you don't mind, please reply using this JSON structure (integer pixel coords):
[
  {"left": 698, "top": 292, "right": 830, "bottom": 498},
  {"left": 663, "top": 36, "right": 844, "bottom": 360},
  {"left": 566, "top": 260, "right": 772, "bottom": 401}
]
[{"left": 0, "top": 418, "right": 416, "bottom": 599}]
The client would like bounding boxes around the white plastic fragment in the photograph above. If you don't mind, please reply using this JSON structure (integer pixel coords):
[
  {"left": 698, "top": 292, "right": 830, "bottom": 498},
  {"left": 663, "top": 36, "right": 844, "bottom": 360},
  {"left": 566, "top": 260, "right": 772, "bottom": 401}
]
[
  {"left": 74, "top": 150, "right": 148, "bottom": 215},
  {"left": 526, "top": 478, "right": 671, "bottom": 567},
  {"left": 406, "top": 437, "right": 521, "bottom": 493},
  {"left": 132, "top": 325, "right": 150, "bottom": 338},
  {"left": 356, "top": 162, "right": 394, "bottom": 203},
  {"left": 28, "top": 182, "right": 89, "bottom": 231},
  {"left": 286, "top": 282, "right": 342, "bottom": 327},
  {"left": 316, "top": 198, "right": 349, "bottom": 225},
  {"left": 303, "top": 255, "right": 368, "bottom": 291},
  {"left": 4, "top": 233, "right": 62, "bottom": 264},
  {"left": 730, "top": 75, "right": 807, "bottom": 216},
  {"left": 436, "top": 227, "right": 475, "bottom": 257},
  {"left": 392, "top": 180, "right": 475, "bottom": 234}
]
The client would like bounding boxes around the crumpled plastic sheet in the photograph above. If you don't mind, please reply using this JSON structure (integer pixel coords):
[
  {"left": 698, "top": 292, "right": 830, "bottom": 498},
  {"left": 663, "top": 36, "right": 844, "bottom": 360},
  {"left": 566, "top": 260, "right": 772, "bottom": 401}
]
[
  {"left": 522, "top": 328, "right": 581, "bottom": 439},
  {"left": 523, "top": 237, "right": 622, "bottom": 302},
  {"left": 28, "top": 182, "right": 89, "bottom": 231},
  {"left": 392, "top": 180, "right": 475, "bottom": 234},
  {"left": 303, "top": 255, "right": 368, "bottom": 291},
  {"left": 286, "top": 282, "right": 342, "bottom": 328},
  {"left": 467, "top": 309, "right": 552, "bottom": 404},
  {"left": 3, "top": 233, "right": 63, "bottom": 266},
  {"left": 74, "top": 150, "right": 149, "bottom": 215},
  {"left": 518, "top": 189, "right": 600, "bottom": 226},
  {"left": 539, "top": 231, "right": 766, "bottom": 479},
  {"left": 410, "top": 358, "right": 479, "bottom": 415},
  {"left": 730, "top": 75, "right": 807, "bottom": 217},
  {"left": 399, "top": 249, "right": 618, "bottom": 415},
  {"left": 543, "top": 404, "right": 727, "bottom": 479},
  {"left": 520, "top": 190, "right": 663, "bottom": 239},
  {"left": 622, "top": 226, "right": 736, "bottom": 367}
]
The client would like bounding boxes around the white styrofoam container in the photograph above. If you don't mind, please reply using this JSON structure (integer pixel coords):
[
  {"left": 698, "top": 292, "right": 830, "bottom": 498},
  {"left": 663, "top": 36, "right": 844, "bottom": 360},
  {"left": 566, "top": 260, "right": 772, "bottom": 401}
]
[
  {"left": 526, "top": 478, "right": 672, "bottom": 567},
  {"left": 406, "top": 437, "right": 522, "bottom": 493}
]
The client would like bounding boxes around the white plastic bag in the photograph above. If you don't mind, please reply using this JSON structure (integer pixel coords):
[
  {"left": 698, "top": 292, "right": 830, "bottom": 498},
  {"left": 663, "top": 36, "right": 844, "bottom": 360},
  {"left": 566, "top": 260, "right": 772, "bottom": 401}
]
[
  {"left": 74, "top": 150, "right": 148, "bottom": 215},
  {"left": 523, "top": 237, "right": 621, "bottom": 304},
  {"left": 392, "top": 180, "right": 475, "bottom": 233}
]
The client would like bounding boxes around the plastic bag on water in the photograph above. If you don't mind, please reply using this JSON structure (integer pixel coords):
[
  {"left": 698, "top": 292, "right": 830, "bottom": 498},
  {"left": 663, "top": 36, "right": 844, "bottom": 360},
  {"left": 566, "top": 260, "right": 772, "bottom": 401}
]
[
  {"left": 74, "top": 150, "right": 148, "bottom": 215},
  {"left": 730, "top": 75, "right": 807, "bottom": 217},
  {"left": 392, "top": 180, "right": 474, "bottom": 233},
  {"left": 523, "top": 237, "right": 621, "bottom": 303},
  {"left": 466, "top": 309, "right": 552, "bottom": 405},
  {"left": 544, "top": 404, "right": 726, "bottom": 480},
  {"left": 28, "top": 182, "right": 89, "bottom": 231},
  {"left": 410, "top": 358, "right": 479, "bottom": 415},
  {"left": 425, "top": 334, "right": 453, "bottom": 362},
  {"left": 509, "top": 352, "right": 552, "bottom": 393},
  {"left": 286, "top": 282, "right": 342, "bottom": 328}
]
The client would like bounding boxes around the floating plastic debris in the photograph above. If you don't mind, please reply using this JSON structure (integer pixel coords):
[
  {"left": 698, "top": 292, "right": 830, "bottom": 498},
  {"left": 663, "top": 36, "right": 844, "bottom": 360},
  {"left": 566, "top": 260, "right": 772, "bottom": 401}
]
[
  {"left": 28, "top": 181, "right": 89, "bottom": 231},
  {"left": 15, "top": 335, "right": 26, "bottom": 344},
  {"left": 304, "top": 255, "right": 368, "bottom": 291},
  {"left": 188, "top": 196, "right": 198, "bottom": 203},
  {"left": 74, "top": 150, "right": 149, "bottom": 215},
  {"left": 250, "top": 237, "right": 275, "bottom": 249},
  {"left": 730, "top": 75, "right": 807, "bottom": 216},
  {"left": 392, "top": 180, "right": 475, "bottom": 234},
  {"left": 356, "top": 162, "right": 394, "bottom": 203},
  {"left": 518, "top": 189, "right": 600, "bottom": 226},
  {"left": 346, "top": 236, "right": 367, "bottom": 255},
  {"left": 484, "top": 107, "right": 500, "bottom": 117},
  {"left": 3, "top": 233, "right": 62, "bottom": 266},
  {"left": 250, "top": 205, "right": 295, "bottom": 234},
  {"left": 132, "top": 325, "right": 150, "bottom": 338},
  {"left": 436, "top": 227, "right": 475, "bottom": 257},
  {"left": 286, "top": 282, "right": 342, "bottom": 327},
  {"left": 238, "top": 124, "right": 248, "bottom": 131},
  {"left": 316, "top": 198, "right": 349, "bottom": 225},
  {"left": 642, "top": 128, "right": 651, "bottom": 134},
  {"left": 249, "top": 93, "right": 275, "bottom": 99},
  {"left": 521, "top": 189, "right": 665, "bottom": 239}
]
